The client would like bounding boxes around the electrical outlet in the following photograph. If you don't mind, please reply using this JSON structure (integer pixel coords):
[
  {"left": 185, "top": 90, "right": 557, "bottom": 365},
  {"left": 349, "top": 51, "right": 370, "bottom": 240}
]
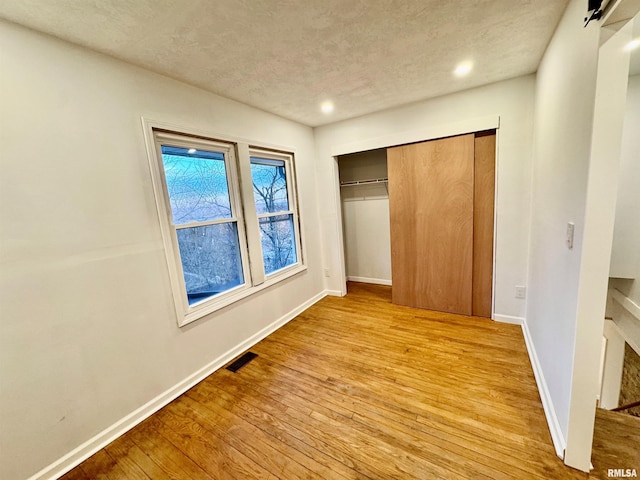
[
  {"left": 323, "top": 268, "right": 330, "bottom": 277},
  {"left": 515, "top": 286, "right": 526, "bottom": 299}
]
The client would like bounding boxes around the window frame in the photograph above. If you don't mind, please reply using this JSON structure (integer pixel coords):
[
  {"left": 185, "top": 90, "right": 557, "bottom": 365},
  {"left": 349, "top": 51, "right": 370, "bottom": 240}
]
[
  {"left": 142, "top": 120, "right": 306, "bottom": 326},
  {"left": 249, "top": 148, "right": 304, "bottom": 280},
  {"left": 151, "top": 131, "right": 252, "bottom": 322}
]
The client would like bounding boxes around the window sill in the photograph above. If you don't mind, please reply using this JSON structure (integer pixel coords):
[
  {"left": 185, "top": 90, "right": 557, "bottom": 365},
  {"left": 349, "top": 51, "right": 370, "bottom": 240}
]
[{"left": 179, "top": 263, "right": 308, "bottom": 326}]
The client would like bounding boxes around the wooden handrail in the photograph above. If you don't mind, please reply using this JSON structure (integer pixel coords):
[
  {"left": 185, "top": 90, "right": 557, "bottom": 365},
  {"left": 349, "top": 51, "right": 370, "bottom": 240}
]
[{"left": 611, "top": 400, "right": 640, "bottom": 412}]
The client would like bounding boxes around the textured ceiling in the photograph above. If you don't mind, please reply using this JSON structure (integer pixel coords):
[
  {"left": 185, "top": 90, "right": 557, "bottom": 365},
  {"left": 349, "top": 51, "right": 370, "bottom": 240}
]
[{"left": 0, "top": 0, "right": 571, "bottom": 126}]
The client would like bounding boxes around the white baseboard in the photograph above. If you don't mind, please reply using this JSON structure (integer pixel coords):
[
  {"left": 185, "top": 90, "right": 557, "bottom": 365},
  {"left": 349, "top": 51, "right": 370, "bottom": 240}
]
[
  {"left": 493, "top": 314, "right": 524, "bottom": 325},
  {"left": 346, "top": 276, "right": 392, "bottom": 286},
  {"left": 521, "top": 320, "right": 566, "bottom": 459},
  {"left": 28, "top": 290, "right": 329, "bottom": 480},
  {"left": 325, "top": 289, "right": 344, "bottom": 297}
]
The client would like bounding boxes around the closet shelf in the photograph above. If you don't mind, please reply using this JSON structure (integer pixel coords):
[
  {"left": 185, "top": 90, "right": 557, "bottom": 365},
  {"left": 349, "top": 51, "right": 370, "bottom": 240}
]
[{"left": 340, "top": 178, "right": 389, "bottom": 187}]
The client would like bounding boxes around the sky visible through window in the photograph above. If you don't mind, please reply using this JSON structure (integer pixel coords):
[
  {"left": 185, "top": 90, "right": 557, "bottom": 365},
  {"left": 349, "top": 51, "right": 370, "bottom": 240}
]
[
  {"left": 159, "top": 146, "right": 299, "bottom": 305},
  {"left": 162, "top": 146, "right": 242, "bottom": 304},
  {"left": 251, "top": 158, "right": 297, "bottom": 275},
  {"left": 161, "top": 146, "right": 231, "bottom": 224}
]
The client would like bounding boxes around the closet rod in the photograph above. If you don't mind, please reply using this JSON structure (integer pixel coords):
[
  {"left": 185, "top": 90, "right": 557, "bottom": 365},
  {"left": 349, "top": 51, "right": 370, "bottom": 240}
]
[{"left": 340, "top": 178, "right": 388, "bottom": 187}]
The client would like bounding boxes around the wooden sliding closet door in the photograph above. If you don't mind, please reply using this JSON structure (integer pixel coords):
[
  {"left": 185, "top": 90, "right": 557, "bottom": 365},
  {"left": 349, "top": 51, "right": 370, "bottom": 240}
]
[
  {"left": 388, "top": 134, "right": 475, "bottom": 315},
  {"left": 473, "top": 132, "right": 496, "bottom": 318}
]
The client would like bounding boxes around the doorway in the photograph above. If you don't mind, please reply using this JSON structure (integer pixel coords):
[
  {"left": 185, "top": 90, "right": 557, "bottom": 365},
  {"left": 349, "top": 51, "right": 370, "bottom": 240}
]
[{"left": 590, "top": 12, "right": 640, "bottom": 477}]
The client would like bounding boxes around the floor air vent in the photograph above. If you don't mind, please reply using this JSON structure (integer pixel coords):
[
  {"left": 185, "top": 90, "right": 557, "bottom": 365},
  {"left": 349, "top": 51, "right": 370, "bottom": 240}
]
[{"left": 225, "top": 352, "right": 258, "bottom": 372}]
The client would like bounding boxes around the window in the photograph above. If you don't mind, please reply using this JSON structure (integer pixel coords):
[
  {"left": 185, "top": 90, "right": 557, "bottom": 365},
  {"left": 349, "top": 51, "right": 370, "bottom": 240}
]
[
  {"left": 161, "top": 143, "right": 246, "bottom": 305},
  {"left": 250, "top": 151, "right": 300, "bottom": 276},
  {"left": 146, "top": 126, "right": 304, "bottom": 326}
]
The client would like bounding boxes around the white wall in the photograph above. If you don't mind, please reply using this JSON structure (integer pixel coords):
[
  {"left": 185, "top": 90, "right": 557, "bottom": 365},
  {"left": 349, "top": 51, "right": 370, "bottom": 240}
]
[
  {"left": 315, "top": 75, "right": 536, "bottom": 320},
  {"left": 525, "top": 0, "right": 599, "bottom": 456},
  {"left": 565, "top": 19, "right": 632, "bottom": 468},
  {"left": 338, "top": 149, "right": 391, "bottom": 284},
  {"left": 610, "top": 74, "right": 640, "bottom": 284},
  {"left": 526, "top": 0, "right": 632, "bottom": 470},
  {"left": 0, "top": 21, "right": 324, "bottom": 480},
  {"left": 342, "top": 197, "right": 391, "bottom": 284}
]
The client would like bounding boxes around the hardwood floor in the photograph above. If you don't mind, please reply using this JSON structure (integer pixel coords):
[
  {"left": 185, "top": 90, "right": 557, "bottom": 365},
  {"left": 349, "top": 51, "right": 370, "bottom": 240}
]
[
  {"left": 591, "top": 408, "right": 640, "bottom": 480},
  {"left": 61, "top": 282, "right": 594, "bottom": 479}
]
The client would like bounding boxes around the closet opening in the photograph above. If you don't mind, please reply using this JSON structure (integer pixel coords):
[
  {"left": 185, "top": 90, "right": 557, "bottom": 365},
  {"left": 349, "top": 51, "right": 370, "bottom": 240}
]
[
  {"left": 337, "top": 148, "right": 391, "bottom": 287},
  {"left": 337, "top": 130, "right": 496, "bottom": 318}
]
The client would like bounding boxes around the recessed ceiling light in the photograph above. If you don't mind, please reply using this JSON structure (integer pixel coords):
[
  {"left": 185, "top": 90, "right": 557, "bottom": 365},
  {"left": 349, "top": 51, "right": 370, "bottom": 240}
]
[
  {"left": 454, "top": 62, "right": 473, "bottom": 77},
  {"left": 625, "top": 38, "right": 640, "bottom": 51},
  {"left": 188, "top": 148, "right": 196, "bottom": 154},
  {"left": 321, "top": 102, "right": 334, "bottom": 114}
]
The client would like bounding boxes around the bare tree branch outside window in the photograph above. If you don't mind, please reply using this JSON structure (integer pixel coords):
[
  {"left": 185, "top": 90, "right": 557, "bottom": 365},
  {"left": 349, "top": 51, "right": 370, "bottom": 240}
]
[
  {"left": 159, "top": 146, "right": 299, "bottom": 305},
  {"left": 162, "top": 147, "right": 244, "bottom": 304},
  {"left": 251, "top": 160, "right": 297, "bottom": 274}
]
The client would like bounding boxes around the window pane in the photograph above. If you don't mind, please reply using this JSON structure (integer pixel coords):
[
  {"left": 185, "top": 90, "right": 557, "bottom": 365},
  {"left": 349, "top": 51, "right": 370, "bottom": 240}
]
[
  {"left": 162, "top": 145, "right": 232, "bottom": 224},
  {"left": 250, "top": 158, "right": 289, "bottom": 214},
  {"left": 259, "top": 214, "right": 297, "bottom": 274},
  {"left": 176, "top": 223, "right": 244, "bottom": 305}
]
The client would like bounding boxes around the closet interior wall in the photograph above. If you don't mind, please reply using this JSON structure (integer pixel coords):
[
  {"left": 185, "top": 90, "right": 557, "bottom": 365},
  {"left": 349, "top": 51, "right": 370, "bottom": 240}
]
[{"left": 338, "top": 149, "right": 391, "bottom": 286}]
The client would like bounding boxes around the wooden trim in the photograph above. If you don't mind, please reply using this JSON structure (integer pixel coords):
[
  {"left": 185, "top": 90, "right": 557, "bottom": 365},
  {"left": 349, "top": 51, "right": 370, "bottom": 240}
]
[{"left": 611, "top": 399, "right": 640, "bottom": 411}]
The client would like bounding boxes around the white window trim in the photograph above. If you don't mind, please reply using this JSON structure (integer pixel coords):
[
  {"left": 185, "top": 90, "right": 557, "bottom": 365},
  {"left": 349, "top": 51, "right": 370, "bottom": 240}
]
[
  {"left": 150, "top": 131, "right": 252, "bottom": 322},
  {"left": 141, "top": 119, "right": 307, "bottom": 326},
  {"left": 248, "top": 148, "right": 304, "bottom": 281}
]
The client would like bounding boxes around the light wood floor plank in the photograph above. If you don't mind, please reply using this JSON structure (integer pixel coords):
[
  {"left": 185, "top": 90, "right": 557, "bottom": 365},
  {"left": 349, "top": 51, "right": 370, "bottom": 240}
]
[
  {"left": 154, "top": 406, "right": 276, "bottom": 480},
  {"left": 130, "top": 419, "right": 215, "bottom": 480},
  {"left": 61, "top": 281, "right": 625, "bottom": 479},
  {"left": 590, "top": 408, "right": 640, "bottom": 479},
  {"left": 105, "top": 436, "right": 171, "bottom": 480},
  {"left": 187, "top": 382, "right": 369, "bottom": 480},
  {"left": 225, "top": 353, "right": 567, "bottom": 479}
]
